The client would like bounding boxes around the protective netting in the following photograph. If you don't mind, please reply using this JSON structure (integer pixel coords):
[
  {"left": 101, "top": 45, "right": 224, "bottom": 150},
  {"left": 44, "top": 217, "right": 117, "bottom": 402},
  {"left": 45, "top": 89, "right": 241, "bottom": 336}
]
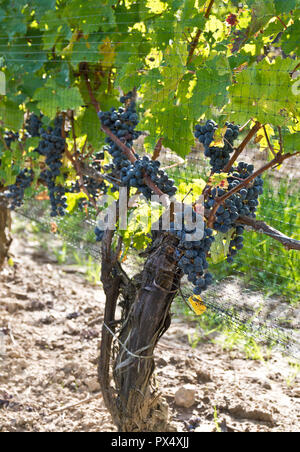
[
  {"left": 0, "top": 3, "right": 299, "bottom": 358},
  {"left": 12, "top": 197, "right": 299, "bottom": 360}
]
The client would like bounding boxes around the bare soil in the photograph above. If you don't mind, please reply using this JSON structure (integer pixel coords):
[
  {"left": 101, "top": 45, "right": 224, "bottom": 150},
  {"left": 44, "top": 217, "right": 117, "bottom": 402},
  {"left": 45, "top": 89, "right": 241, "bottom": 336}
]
[{"left": 0, "top": 233, "right": 299, "bottom": 432}]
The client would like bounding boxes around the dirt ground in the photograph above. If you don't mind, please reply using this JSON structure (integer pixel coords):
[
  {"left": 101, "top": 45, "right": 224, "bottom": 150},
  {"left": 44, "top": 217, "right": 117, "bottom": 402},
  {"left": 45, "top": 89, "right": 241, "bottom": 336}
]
[{"left": 0, "top": 233, "right": 299, "bottom": 433}]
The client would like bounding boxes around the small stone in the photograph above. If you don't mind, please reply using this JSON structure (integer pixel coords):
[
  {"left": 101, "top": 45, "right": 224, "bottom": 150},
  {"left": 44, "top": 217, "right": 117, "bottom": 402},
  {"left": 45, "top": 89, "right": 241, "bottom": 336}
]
[
  {"left": 194, "top": 423, "right": 215, "bottom": 432},
  {"left": 26, "top": 300, "right": 45, "bottom": 312},
  {"left": 174, "top": 384, "right": 197, "bottom": 408},
  {"left": 6, "top": 301, "right": 24, "bottom": 314},
  {"left": 196, "top": 368, "right": 212, "bottom": 383},
  {"left": 262, "top": 380, "right": 272, "bottom": 390},
  {"left": 86, "top": 377, "right": 100, "bottom": 393},
  {"left": 157, "top": 357, "right": 168, "bottom": 367},
  {"left": 65, "top": 321, "right": 78, "bottom": 335},
  {"left": 292, "top": 388, "right": 300, "bottom": 398}
]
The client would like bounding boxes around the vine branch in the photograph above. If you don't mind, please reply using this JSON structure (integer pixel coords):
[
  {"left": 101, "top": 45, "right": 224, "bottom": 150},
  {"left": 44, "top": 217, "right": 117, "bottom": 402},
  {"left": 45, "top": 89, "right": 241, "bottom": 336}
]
[
  {"left": 152, "top": 138, "right": 163, "bottom": 161},
  {"left": 186, "top": 0, "right": 215, "bottom": 65},
  {"left": 223, "top": 121, "right": 262, "bottom": 172},
  {"left": 263, "top": 125, "right": 276, "bottom": 157},
  {"left": 238, "top": 216, "right": 300, "bottom": 251}
]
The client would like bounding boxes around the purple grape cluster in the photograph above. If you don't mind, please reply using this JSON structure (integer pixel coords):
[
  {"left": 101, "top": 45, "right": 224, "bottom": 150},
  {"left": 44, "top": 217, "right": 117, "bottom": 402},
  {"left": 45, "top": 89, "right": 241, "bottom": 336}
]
[
  {"left": 171, "top": 211, "right": 215, "bottom": 296},
  {"left": 6, "top": 169, "right": 34, "bottom": 209},
  {"left": 120, "top": 156, "right": 177, "bottom": 200},
  {"left": 195, "top": 120, "right": 240, "bottom": 172},
  {"left": 37, "top": 117, "right": 67, "bottom": 217}
]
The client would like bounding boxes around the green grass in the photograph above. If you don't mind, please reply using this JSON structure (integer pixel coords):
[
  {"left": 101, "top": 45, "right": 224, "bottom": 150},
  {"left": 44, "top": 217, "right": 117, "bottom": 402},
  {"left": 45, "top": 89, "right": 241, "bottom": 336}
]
[{"left": 172, "top": 289, "right": 270, "bottom": 360}]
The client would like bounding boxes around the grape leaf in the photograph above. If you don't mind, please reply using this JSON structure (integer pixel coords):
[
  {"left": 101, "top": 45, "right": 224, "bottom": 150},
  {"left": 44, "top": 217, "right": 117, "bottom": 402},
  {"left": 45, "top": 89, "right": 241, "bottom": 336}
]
[
  {"left": 0, "top": 99, "right": 24, "bottom": 130},
  {"left": 35, "top": 85, "right": 84, "bottom": 117},
  {"left": 210, "top": 230, "right": 235, "bottom": 264}
]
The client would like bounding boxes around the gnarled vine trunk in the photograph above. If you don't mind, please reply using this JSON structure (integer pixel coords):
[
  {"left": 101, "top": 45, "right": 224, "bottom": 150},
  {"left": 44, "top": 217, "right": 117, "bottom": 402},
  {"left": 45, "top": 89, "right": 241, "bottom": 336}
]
[
  {"left": 98, "top": 232, "right": 181, "bottom": 432},
  {"left": 0, "top": 195, "right": 11, "bottom": 269}
]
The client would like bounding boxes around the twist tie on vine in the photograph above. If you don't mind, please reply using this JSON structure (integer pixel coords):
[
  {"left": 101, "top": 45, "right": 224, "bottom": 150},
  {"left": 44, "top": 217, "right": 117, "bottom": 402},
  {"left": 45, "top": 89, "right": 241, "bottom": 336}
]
[
  {"left": 103, "top": 323, "right": 154, "bottom": 360},
  {"left": 153, "top": 279, "right": 179, "bottom": 293}
]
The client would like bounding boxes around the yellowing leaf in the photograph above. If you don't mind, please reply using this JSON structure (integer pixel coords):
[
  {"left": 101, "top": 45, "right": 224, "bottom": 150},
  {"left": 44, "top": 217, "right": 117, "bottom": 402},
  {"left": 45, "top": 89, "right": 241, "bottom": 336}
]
[
  {"left": 211, "top": 126, "right": 227, "bottom": 147},
  {"left": 254, "top": 134, "right": 264, "bottom": 144},
  {"left": 50, "top": 222, "right": 58, "bottom": 234},
  {"left": 35, "top": 191, "right": 50, "bottom": 201},
  {"left": 209, "top": 173, "right": 229, "bottom": 189},
  {"left": 100, "top": 37, "right": 116, "bottom": 68},
  {"left": 189, "top": 295, "right": 207, "bottom": 316},
  {"left": 65, "top": 192, "right": 88, "bottom": 213}
]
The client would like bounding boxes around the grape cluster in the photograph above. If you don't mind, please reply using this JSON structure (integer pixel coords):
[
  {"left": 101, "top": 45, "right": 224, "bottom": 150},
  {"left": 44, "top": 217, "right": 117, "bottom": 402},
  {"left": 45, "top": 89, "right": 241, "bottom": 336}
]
[
  {"left": 205, "top": 161, "right": 264, "bottom": 264},
  {"left": 195, "top": 121, "right": 239, "bottom": 172},
  {"left": 97, "top": 93, "right": 177, "bottom": 232},
  {"left": 226, "top": 14, "right": 238, "bottom": 26},
  {"left": 194, "top": 120, "right": 218, "bottom": 148},
  {"left": 228, "top": 162, "right": 263, "bottom": 217},
  {"left": 171, "top": 211, "right": 214, "bottom": 295},
  {"left": 70, "top": 151, "right": 107, "bottom": 206},
  {"left": 98, "top": 93, "right": 142, "bottom": 170},
  {"left": 120, "top": 156, "right": 177, "bottom": 199},
  {"left": 226, "top": 226, "right": 245, "bottom": 263},
  {"left": 4, "top": 131, "right": 19, "bottom": 149},
  {"left": 205, "top": 162, "right": 263, "bottom": 235},
  {"left": 25, "top": 114, "right": 42, "bottom": 138},
  {"left": 6, "top": 169, "right": 34, "bottom": 209},
  {"left": 37, "top": 117, "right": 67, "bottom": 217},
  {"left": 226, "top": 162, "right": 263, "bottom": 263}
]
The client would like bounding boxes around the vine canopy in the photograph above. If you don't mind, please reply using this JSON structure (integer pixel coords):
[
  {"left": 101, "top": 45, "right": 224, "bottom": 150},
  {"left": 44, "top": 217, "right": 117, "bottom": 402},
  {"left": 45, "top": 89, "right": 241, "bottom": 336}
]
[{"left": 0, "top": 0, "right": 299, "bottom": 164}]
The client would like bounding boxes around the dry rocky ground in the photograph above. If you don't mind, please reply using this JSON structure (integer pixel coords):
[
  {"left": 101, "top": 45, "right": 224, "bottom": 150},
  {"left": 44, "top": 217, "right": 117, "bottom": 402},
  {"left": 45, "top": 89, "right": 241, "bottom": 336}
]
[{"left": 0, "top": 231, "right": 299, "bottom": 433}]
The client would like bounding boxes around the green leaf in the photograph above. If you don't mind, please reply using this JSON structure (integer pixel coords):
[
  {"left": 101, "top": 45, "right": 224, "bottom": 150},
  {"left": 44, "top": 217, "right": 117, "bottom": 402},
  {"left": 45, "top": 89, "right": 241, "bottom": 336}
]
[
  {"left": 0, "top": 99, "right": 24, "bottom": 130},
  {"left": 29, "top": 0, "right": 56, "bottom": 19},
  {"left": 281, "top": 20, "right": 300, "bottom": 56},
  {"left": 190, "top": 56, "right": 232, "bottom": 118},
  {"left": 180, "top": 0, "right": 205, "bottom": 28},
  {"left": 227, "top": 58, "right": 297, "bottom": 126},
  {"left": 63, "top": 0, "right": 116, "bottom": 33},
  {"left": 35, "top": 84, "right": 84, "bottom": 117},
  {"left": 76, "top": 107, "right": 104, "bottom": 149},
  {"left": 274, "top": 0, "right": 297, "bottom": 14},
  {"left": 282, "top": 130, "right": 300, "bottom": 153},
  {"left": 115, "top": 56, "right": 143, "bottom": 92},
  {"left": 24, "top": 137, "right": 40, "bottom": 152},
  {"left": 210, "top": 230, "right": 234, "bottom": 264}
]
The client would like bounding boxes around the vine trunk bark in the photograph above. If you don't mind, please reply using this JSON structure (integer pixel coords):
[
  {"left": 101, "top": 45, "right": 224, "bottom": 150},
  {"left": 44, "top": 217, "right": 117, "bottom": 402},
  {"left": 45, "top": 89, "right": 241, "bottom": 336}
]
[
  {"left": 98, "top": 232, "right": 181, "bottom": 432},
  {"left": 0, "top": 196, "right": 11, "bottom": 269}
]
